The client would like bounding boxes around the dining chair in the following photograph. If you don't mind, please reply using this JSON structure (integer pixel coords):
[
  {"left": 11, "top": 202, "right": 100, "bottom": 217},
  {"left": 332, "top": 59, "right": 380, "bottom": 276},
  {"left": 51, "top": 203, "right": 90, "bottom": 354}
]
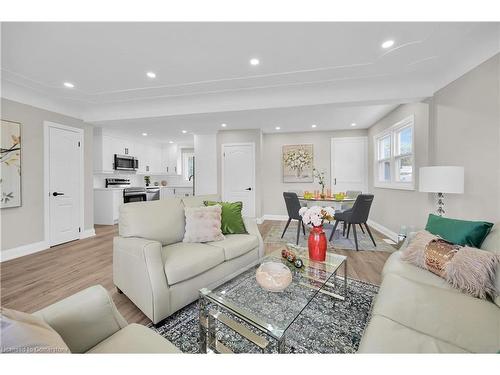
[
  {"left": 282, "top": 192, "right": 306, "bottom": 245},
  {"left": 341, "top": 190, "right": 362, "bottom": 211},
  {"left": 328, "top": 194, "right": 376, "bottom": 251}
]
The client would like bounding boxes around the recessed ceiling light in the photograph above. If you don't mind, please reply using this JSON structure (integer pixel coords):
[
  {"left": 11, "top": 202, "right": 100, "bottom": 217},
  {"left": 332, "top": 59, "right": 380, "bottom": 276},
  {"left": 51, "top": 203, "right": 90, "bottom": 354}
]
[
  {"left": 221, "top": 123, "right": 227, "bottom": 128},
  {"left": 63, "top": 82, "right": 75, "bottom": 88},
  {"left": 275, "top": 126, "right": 281, "bottom": 130},
  {"left": 351, "top": 123, "right": 357, "bottom": 127},
  {"left": 311, "top": 124, "right": 317, "bottom": 128},
  {"left": 146, "top": 71, "right": 156, "bottom": 79},
  {"left": 381, "top": 40, "right": 394, "bottom": 49},
  {"left": 182, "top": 130, "right": 188, "bottom": 134},
  {"left": 169, "top": 141, "right": 174, "bottom": 144},
  {"left": 142, "top": 132, "right": 148, "bottom": 136},
  {"left": 250, "top": 58, "right": 260, "bottom": 66}
]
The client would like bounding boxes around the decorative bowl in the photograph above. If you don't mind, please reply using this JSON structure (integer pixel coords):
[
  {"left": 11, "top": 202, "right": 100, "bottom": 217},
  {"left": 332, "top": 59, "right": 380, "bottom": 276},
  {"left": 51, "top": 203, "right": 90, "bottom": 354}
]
[{"left": 255, "top": 262, "right": 292, "bottom": 292}]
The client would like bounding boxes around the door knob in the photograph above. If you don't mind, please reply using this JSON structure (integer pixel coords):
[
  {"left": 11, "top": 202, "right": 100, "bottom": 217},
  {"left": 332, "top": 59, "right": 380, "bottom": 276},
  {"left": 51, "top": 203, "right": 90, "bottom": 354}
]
[
  {"left": 52, "top": 192, "right": 64, "bottom": 196},
  {"left": 245, "top": 187, "right": 252, "bottom": 191}
]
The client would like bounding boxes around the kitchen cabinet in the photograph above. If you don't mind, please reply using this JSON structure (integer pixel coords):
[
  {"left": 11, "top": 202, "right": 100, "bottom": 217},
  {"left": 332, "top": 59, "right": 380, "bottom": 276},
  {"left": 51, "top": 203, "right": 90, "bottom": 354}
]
[
  {"left": 94, "top": 134, "right": 116, "bottom": 173},
  {"left": 161, "top": 144, "right": 180, "bottom": 176},
  {"left": 94, "top": 189, "right": 124, "bottom": 225},
  {"left": 159, "top": 186, "right": 193, "bottom": 199},
  {"left": 142, "top": 144, "right": 162, "bottom": 174}
]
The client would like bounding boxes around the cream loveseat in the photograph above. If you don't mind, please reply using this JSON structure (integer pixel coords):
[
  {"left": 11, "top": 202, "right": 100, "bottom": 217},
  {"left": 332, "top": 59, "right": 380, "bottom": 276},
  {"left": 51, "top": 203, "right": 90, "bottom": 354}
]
[
  {"left": 359, "top": 223, "right": 500, "bottom": 353},
  {"left": 34, "top": 285, "right": 180, "bottom": 353},
  {"left": 113, "top": 195, "right": 264, "bottom": 324}
]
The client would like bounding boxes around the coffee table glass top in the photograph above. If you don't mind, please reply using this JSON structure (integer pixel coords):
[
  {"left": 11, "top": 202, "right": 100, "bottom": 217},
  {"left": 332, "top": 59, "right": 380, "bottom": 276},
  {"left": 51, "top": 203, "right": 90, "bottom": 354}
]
[{"left": 200, "top": 246, "right": 347, "bottom": 340}]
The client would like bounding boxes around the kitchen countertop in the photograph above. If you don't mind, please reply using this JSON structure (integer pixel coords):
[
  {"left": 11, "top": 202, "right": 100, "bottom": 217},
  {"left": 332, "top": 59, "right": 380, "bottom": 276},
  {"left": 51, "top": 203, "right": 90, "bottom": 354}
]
[{"left": 94, "top": 185, "right": 192, "bottom": 191}]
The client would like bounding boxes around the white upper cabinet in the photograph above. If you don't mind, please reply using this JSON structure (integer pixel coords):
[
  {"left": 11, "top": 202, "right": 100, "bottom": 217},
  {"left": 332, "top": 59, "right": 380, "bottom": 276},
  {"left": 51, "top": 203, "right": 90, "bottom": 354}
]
[{"left": 93, "top": 129, "right": 182, "bottom": 175}]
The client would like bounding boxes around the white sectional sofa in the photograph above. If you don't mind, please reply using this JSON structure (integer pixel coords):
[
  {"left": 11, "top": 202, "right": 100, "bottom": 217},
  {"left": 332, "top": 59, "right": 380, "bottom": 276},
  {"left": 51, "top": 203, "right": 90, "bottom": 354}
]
[
  {"left": 113, "top": 195, "right": 264, "bottom": 324},
  {"left": 359, "top": 223, "right": 500, "bottom": 353}
]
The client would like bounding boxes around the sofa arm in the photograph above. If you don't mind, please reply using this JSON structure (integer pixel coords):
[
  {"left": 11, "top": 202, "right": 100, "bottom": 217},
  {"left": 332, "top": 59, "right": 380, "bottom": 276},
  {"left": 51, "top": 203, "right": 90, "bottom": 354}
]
[
  {"left": 113, "top": 236, "right": 171, "bottom": 324},
  {"left": 33, "top": 285, "right": 127, "bottom": 353},
  {"left": 244, "top": 217, "right": 265, "bottom": 258}
]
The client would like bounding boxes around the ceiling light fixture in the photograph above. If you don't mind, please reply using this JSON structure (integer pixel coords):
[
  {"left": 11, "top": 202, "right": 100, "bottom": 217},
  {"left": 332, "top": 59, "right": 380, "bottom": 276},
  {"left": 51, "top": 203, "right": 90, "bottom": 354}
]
[
  {"left": 311, "top": 124, "right": 317, "bottom": 128},
  {"left": 142, "top": 132, "right": 148, "bottom": 136},
  {"left": 182, "top": 130, "right": 188, "bottom": 134},
  {"left": 381, "top": 40, "right": 394, "bottom": 49},
  {"left": 250, "top": 58, "right": 260, "bottom": 66},
  {"left": 169, "top": 141, "right": 174, "bottom": 144},
  {"left": 146, "top": 71, "right": 156, "bottom": 78},
  {"left": 221, "top": 123, "right": 227, "bottom": 128},
  {"left": 63, "top": 82, "right": 75, "bottom": 88},
  {"left": 275, "top": 126, "right": 281, "bottom": 130},
  {"left": 351, "top": 123, "right": 357, "bottom": 127}
]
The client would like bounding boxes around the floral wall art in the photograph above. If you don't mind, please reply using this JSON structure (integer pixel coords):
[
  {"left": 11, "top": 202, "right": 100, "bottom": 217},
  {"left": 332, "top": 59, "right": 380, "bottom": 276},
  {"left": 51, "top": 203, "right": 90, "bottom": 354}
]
[
  {"left": 1, "top": 120, "right": 22, "bottom": 208},
  {"left": 282, "top": 144, "right": 313, "bottom": 183}
]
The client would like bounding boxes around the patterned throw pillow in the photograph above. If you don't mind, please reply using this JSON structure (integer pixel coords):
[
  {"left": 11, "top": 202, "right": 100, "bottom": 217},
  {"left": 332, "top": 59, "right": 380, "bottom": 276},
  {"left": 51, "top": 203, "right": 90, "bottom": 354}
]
[
  {"left": 183, "top": 205, "right": 225, "bottom": 243},
  {"left": 401, "top": 230, "right": 499, "bottom": 299}
]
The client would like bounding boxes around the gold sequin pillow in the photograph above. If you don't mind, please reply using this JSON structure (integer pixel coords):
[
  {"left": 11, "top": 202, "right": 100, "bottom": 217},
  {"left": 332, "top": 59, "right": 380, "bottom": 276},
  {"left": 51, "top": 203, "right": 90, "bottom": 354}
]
[{"left": 401, "top": 230, "right": 499, "bottom": 299}]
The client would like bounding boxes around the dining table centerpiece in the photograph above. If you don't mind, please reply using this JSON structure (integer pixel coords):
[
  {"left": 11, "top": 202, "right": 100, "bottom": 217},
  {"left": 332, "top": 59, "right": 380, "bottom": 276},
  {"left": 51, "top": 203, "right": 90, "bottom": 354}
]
[
  {"left": 313, "top": 168, "right": 327, "bottom": 199},
  {"left": 299, "top": 206, "right": 336, "bottom": 261}
]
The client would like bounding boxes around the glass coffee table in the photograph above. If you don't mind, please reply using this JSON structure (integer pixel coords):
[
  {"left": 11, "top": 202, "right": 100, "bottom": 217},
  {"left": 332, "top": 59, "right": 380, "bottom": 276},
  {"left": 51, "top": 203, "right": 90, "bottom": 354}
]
[{"left": 199, "top": 246, "right": 347, "bottom": 353}]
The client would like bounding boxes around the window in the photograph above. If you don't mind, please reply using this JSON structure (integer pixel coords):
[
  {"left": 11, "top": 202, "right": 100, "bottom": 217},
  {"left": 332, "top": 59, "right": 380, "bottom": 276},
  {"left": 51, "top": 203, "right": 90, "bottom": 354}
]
[
  {"left": 374, "top": 116, "right": 414, "bottom": 190},
  {"left": 182, "top": 149, "right": 195, "bottom": 181}
]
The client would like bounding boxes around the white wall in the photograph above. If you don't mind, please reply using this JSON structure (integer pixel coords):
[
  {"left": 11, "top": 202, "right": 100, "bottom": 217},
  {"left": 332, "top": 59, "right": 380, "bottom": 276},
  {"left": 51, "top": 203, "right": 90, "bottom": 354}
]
[
  {"left": 194, "top": 134, "right": 218, "bottom": 195},
  {"left": 1, "top": 98, "right": 94, "bottom": 251},
  {"left": 261, "top": 129, "right": 368, "bottom": 216}
]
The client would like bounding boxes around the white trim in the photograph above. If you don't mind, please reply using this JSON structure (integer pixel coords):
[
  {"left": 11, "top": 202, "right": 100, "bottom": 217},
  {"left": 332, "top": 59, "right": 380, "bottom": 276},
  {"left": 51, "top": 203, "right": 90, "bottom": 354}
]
[
  {"left": 43, "top": 121, "right": 85, "bottom": 247},
  {"left": 366, "top": 219, "right": 398, "bottom": 243},
  {"left": 259, "top": 214, "right": 289, "bottom": 222},
  {"left": 0, "top": 241, "right": 50, "bottom": 263},
  {"left": 80, "top": 228, "right": 96, "bottom": 240},
  {"left": 221, "top": 142, "right": 256, "bottom": 217},
  {"left": 373, "top": 115, "right": 415, "bottom": 191}
]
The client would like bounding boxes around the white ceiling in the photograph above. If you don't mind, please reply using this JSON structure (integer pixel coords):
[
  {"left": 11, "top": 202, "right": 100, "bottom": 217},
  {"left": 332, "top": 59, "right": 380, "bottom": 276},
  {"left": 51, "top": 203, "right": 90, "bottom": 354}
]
[
  {"left": 1, "top": 22, "right": 499, "bottom": 126},
  {"left": 96, "top": 102, "right": 399, "bottom": 143}
]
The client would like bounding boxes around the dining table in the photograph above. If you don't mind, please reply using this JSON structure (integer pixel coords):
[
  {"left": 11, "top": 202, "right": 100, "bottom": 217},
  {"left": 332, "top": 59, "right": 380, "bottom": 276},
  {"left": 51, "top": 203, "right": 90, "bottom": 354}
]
[{"left": 297, "top": 196, "right": 356, "bottom": 210}]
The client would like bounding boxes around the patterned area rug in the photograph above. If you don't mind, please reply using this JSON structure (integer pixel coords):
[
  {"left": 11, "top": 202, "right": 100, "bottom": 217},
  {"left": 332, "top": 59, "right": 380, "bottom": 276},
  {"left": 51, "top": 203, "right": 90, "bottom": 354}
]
[
  {"left": 149, "top": 277, "right": 378, "bottom": 353},
  {"left": 263, "top": 220, "right": 395, "bottom": 252}
]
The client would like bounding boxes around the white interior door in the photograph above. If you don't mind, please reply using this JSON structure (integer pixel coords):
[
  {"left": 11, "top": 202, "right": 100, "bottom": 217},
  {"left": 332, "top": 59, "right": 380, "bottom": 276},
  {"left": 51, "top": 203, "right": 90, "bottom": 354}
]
[
  {"left": 48, "top": 125, "right": 82, "bottom": 246},
  {"left": 222, "top": 143, "right": 255, "bottom": 217},
  {"left": 331, "top": 137, "right": 368, "bottom": 193}
]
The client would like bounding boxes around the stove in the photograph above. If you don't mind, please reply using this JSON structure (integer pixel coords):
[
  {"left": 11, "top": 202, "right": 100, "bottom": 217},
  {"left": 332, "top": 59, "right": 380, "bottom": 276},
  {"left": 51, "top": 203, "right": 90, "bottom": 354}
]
[
  {"left": 105, "top": 178, "right": 131, "bottom": 188},
  {"left": 123, "top": 187, "right": 147, "bottom": 203}
]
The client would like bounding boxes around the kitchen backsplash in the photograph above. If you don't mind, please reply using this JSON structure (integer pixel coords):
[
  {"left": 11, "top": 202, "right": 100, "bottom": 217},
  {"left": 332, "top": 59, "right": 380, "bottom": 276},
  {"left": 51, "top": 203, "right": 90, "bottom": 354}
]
[{"left": 93, "top": 173, "right": 191, "bottom": 188}]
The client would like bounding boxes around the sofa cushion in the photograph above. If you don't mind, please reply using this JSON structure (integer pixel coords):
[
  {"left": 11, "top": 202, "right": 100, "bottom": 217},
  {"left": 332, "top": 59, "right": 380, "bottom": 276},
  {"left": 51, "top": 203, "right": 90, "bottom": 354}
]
[
  {"left": 358, "top": 315, "right": 468, "bottom": 353},
  {"left": 162, "top": 242, "right": 225, "bottom": 285},
  {"left": 119, "top": 198, "right": 185, "bottom": 246},
  {"left": 373, "top": 273, "right": 500, "bottom": 353},
  {"left": 1, "top": 307, "right": 70, "bottom": 353},
  {"left": 183, "top": 205, "right": 225, "bottom": 243},
  {"left": 480, "top": 223, "right": 500, "bottom": 307},
  {"left": 182, "top": 194, "right": 219, "bottom": 208},
  {"left": 382, "top": 251, "right": 455, "bottom": 291},
  {"left": 206, "top": 234, "right": 259, "bottom": 261},
  {"left": 87, "top": 324, "right": 180, "bottom": 353}
]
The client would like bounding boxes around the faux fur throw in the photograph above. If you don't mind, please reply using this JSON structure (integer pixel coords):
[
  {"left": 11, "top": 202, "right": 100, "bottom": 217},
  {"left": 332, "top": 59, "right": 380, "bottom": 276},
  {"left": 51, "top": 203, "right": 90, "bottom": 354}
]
[
  {"left": 401, "top": 230, "right": 499, "bottom": 300},
  {"left": 183, "top": 205, "right": 225, "bottom": 243}
]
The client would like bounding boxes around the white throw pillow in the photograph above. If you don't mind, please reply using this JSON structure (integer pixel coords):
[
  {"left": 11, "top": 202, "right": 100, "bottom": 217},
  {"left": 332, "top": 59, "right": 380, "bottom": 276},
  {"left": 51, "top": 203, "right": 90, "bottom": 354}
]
[{"left": 183, "top": 205, "right": 225, "bottom": 243}]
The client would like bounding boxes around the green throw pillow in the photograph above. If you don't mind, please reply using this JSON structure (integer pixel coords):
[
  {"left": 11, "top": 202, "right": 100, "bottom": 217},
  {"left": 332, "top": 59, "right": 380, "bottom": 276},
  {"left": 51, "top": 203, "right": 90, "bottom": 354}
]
[
  {"left": 425, "top": 214, "right": 493, "bottom": 248},
  {"left": 204, "top": 201, "right": 247, "bottom": 235}
]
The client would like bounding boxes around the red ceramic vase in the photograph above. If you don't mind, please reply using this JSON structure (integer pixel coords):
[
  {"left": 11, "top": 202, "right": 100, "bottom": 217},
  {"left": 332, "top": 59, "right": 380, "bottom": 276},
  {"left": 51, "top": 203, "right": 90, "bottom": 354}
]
[{"left": 308, "top": 225, "right": 327, "bottom": 261}]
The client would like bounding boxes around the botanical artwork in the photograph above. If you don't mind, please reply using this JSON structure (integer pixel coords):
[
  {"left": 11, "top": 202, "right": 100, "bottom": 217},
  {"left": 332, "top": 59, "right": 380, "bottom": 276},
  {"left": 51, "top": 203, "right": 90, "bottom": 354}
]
[
  {"left": 1, "top": 120, "right": 21, "bottom": 208},
  {"left": 282, "top": 144, "right": 313, "bottom": 182}
]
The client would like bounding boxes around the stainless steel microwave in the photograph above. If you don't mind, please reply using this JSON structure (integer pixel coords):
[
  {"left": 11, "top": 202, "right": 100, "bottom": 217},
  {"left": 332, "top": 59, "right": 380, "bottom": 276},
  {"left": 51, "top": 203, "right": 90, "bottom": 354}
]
[{"left": 114, "top": 154, "right": 139, "bottom": 171}]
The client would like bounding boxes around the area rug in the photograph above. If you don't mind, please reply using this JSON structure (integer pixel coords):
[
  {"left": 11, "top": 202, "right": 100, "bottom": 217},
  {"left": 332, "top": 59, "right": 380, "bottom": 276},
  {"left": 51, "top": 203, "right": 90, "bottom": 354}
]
[
  {"left": 149, "top": 277, "right": 378, "bottom": 353},
  {"left": 263, "top": 220, "right": 395, "bottom": 253}
]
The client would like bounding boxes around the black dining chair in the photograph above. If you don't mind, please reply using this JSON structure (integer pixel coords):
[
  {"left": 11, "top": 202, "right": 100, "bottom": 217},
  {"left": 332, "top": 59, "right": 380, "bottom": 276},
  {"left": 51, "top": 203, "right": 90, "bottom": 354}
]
[
  {"left": 328, "top": 194, "right": 376, "bottom": 251},
  {"left": 281, "top": 192, "right": 306, "bottom": 245}
]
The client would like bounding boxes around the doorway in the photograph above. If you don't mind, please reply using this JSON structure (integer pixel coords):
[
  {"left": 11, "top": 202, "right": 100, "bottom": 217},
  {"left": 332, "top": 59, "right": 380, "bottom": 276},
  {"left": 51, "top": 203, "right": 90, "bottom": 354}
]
[
  {"left": 221, "top": 143, "right": 256, "bottom": 217},
  {"left": 331, "top": 137, "right": 368, "bottom": 193},
  {"left": 44, "top": 122, "right": 84, "bottom": 246}
]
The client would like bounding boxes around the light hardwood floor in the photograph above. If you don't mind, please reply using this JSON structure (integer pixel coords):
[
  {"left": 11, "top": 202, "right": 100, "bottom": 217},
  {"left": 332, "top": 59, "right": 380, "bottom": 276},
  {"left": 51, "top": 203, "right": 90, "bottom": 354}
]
[{"left": 1, "top": 222, "right": 390, "bottom": 326}]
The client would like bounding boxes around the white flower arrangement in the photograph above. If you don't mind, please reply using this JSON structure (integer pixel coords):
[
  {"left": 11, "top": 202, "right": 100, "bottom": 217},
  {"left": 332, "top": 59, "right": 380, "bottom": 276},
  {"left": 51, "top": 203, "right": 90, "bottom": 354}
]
[
  {"left": 283, "top": 147, "right": 313, "bottom": 176},
  {"left": 299, "top": 206, "right": 335, "bottom": 227}
]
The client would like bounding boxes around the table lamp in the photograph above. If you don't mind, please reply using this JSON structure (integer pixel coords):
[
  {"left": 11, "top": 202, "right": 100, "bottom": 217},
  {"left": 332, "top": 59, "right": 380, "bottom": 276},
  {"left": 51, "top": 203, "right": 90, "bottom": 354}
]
[{"left": 419, "top": 166, "right": 464, "bottom": 216}]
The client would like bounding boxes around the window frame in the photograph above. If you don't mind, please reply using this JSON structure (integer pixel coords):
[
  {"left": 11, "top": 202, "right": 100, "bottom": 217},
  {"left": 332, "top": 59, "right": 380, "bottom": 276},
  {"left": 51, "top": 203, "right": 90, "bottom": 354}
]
[{"left": 373, "top": 115, "right": 415, "bottom": 190}]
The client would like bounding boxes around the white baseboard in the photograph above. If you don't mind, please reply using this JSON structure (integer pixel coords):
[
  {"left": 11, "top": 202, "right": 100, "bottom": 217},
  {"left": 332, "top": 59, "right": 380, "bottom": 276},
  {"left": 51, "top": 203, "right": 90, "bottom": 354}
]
[
  {"left": 259, "top": 214, "right": 289, "bottom": 223},
  {"left": 367, "top": 219, "right": 398, "bottom": 242},
  {"left": 80, "top": 228, "right": 96, "bottom": 240},
  {"left": 1, "top": 241, "right": 49, "bottom": 263},
  {"left": 1, "top": 228, "right": 96, "bottom": 262}
]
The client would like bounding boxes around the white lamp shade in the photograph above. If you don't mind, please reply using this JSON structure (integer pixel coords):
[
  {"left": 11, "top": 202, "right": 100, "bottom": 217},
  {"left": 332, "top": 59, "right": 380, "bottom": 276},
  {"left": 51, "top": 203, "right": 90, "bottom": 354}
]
[{"left": 419, "top": 166, "right": 464, "bottom": 194}]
